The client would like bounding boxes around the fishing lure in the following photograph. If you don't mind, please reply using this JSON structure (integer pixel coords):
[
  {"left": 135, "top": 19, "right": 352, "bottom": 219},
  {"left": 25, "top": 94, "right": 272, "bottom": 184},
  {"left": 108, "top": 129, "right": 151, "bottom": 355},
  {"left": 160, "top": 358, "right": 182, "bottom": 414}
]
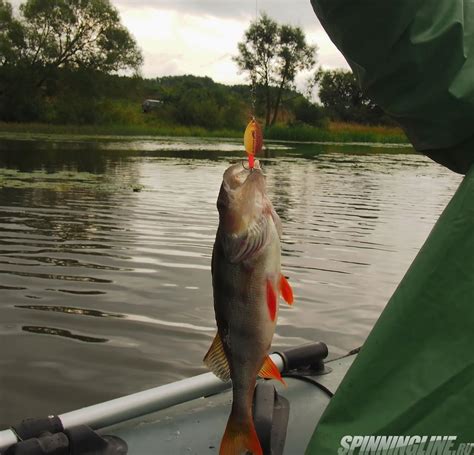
[{"left": 244, "top": 118, "right": 263, "bottom": 169}]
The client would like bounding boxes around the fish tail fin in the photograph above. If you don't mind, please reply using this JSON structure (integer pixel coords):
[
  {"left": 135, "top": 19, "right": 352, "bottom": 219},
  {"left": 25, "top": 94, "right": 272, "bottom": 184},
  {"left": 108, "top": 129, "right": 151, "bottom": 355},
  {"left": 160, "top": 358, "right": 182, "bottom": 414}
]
[{"left": 220, "top": 410, "right": 262, "bottom": 455}]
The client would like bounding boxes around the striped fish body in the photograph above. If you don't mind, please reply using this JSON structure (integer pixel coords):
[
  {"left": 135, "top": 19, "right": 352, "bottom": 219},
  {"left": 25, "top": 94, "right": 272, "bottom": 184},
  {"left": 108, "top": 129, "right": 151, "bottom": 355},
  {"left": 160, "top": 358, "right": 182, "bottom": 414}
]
[{"left": 204, "top": 162, "right": 293, "bottom": 455}]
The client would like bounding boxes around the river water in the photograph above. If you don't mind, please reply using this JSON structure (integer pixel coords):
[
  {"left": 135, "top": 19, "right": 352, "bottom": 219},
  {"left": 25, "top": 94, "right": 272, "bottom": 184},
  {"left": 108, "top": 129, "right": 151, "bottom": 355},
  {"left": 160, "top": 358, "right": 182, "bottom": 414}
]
[{"left": 0, "top": 136, "right": 462, "bottom": 426}]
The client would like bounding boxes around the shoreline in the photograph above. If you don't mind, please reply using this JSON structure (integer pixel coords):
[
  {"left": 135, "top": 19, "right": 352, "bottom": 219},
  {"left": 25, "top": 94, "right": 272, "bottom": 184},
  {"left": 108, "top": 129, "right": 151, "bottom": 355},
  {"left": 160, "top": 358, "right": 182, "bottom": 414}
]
[{"left": 0, "top": 122, "right": 409, "bottom": 146}]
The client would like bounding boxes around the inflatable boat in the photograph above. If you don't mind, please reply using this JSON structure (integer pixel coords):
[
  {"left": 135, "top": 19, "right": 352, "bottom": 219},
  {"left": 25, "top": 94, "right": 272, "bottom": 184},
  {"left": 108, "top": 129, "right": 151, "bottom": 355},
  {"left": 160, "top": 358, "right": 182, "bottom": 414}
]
[{"left": 0, "top": 342, "right": 356, "bottom": 454}]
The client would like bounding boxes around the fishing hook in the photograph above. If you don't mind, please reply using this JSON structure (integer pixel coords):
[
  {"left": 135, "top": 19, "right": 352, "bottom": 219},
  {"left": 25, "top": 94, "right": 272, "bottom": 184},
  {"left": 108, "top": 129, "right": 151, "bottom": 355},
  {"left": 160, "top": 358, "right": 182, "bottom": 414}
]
[
  {"left": 242, "top": 159, "right": 264, "bottom": 173},
  {"left": 242, "top": 160, "right": 252, "bottom": 171}
]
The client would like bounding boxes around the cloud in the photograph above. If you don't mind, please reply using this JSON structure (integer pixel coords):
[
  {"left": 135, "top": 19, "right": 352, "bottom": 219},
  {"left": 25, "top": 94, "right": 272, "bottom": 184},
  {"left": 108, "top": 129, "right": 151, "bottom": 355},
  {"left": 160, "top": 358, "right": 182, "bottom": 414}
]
[
  {"left": 116, "top": 2, "right": 348, "bottom": 83},
  {"left": 118, "top": 8, "right": 249, "bottom": 83},
  {"left": 8, "top": 0, "right": 349, "bottom": 84},
  {"left": 115, "top": 0, "right": 323, "bottom": 28},
  {"left": 11, "top": 0, "right": 328, "bottom": 29}
]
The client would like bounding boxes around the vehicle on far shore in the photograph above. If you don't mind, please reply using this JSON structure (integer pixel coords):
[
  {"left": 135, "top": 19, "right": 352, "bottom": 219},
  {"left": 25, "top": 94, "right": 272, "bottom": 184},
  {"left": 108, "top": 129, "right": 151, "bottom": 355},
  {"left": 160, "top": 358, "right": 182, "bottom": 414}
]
[{"left": 142, "top": 99, "right": 163, "bottom": 113}]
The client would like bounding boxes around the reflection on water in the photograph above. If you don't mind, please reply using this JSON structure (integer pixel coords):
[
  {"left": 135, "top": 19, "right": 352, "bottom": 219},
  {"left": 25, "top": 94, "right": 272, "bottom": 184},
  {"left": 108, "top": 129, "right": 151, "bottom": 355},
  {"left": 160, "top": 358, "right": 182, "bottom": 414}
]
[
  {"left": 22, "top": 325, "right": 109, "bottom": 343},
  {"left": 15, "top": 304, "right": 217, "bottom": 333},
  {"left": 16, "top": 304, "right": 123, "bottom": 318},
  {"left": 0, "top": 137, "right": 462, "bottom": 426}
]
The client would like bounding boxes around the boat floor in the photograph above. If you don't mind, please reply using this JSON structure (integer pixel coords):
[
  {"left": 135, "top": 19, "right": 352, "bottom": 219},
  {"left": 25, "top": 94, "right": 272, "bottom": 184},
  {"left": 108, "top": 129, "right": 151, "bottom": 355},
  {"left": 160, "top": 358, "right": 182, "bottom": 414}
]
[{"left": 104, "top": 354, "right": 355, "bottom": 455}]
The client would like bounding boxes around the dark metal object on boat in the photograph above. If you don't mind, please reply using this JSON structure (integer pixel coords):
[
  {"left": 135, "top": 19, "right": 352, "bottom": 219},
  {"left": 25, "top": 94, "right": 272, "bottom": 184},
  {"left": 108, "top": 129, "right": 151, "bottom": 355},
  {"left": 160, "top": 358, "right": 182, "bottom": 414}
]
[
  {"left": 5, "top": 420, "right": 127, "bottom": 455},
  {"left": 276, "top": 341, "right": 329, "bottom": 375}
]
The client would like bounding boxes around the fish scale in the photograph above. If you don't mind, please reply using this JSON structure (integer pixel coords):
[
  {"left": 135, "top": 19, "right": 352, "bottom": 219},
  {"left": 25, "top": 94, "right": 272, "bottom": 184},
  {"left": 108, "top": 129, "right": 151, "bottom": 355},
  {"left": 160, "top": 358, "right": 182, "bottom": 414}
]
[{"left": 204, "top": 162, "right": 293, "bottom": 455}]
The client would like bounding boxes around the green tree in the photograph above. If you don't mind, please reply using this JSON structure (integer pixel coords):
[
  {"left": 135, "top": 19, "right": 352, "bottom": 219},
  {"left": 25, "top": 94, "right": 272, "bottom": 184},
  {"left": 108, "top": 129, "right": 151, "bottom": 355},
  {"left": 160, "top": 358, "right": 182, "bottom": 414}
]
[
  {"left": 0, "top": 0, "right": 143, "bottom": 122},
  {"left": 19, "top": 0, "right": 143, "bottom": 86},
  {"left": 154, "top": 75, "right": 246, "bottom": 129},
  {"left": 317, "top": 69, "right": 388, "bottom": 124},
  {"left": 234, "top": 14, "right": 317, "bottom": 127},
  {"left": 291, "top": 97, "right": 327, "bottom": 127},
  {"left": 0, "top": 0, "right": 25, "bottom": 66},
  {"left": 0, "top": 1, "right": 31, "bottom": 121}
]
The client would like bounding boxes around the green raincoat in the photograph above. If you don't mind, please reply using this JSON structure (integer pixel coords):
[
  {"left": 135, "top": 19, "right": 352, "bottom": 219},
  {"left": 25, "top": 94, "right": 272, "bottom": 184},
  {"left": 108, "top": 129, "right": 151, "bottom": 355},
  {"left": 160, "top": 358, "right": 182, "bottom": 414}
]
[
  {"left": 307, "top": 1, "right": 474, "bottom": 453},
  {"left": 311, "top": 0, "right": 474, "bottom": 175}
]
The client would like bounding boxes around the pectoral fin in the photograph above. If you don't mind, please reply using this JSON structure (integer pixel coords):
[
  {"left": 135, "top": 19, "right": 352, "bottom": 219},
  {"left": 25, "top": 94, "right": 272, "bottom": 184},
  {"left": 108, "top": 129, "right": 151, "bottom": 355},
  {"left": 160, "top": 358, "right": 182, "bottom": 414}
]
[
  {"left": 279, "top": 274, "right": 294, "bottom": 305},
  {"left": 266, "top": 279, "right": 277, "bottom": 321},
  {"left": 258, "top": 355, "right": 286, "bottom": 386},
  {"left": 203, "top": 333, "right": 230, "bottom": 382}
]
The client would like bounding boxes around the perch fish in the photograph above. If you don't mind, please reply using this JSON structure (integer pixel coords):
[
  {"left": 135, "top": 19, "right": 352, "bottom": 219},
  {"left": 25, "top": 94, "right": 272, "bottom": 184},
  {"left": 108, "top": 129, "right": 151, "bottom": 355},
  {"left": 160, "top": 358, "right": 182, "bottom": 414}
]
[{"left": 204, "top": 161, "right": 293, "bottom": 455}]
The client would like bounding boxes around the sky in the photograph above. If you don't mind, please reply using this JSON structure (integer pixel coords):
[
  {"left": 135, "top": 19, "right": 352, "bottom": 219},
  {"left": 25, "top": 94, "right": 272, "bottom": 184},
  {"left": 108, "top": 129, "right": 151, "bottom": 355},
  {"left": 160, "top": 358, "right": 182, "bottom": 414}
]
[
  {"left": 10, "top": 0, "right": 349, "bottom": 87},
  {"left": 114, "top": 0, "right": 349, "bottom": 87}
]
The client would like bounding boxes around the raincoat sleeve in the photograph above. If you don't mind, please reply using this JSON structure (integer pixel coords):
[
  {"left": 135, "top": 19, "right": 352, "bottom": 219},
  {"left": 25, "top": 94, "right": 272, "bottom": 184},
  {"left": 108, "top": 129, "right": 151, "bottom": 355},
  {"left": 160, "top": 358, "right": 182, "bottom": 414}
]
[
  {"left": 311, "top": 0, "right": 474, "bottom": 174},
  {"left": 306, "top": 153, "right": 474, "bottom": 455},
  {"left": 306, "top": 2, "right": 474, "bottom": 453}
]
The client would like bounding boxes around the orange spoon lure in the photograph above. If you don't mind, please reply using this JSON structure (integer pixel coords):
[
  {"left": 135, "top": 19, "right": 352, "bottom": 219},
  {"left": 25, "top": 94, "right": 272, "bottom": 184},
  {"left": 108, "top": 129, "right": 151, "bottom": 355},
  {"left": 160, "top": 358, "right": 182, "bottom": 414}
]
[{"left": 244, "top": 118, "right": 263, "bottom": 169}]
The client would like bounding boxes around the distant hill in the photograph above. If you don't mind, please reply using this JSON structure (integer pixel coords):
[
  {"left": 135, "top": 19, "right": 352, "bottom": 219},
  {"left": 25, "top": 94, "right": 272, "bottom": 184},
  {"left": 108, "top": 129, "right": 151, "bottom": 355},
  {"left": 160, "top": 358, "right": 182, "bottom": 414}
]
[
  {"left": 1, "top": 67, "right": 389, "bottom": 129},
  {"left": 139, "top": 74, "right": 324, "bottom": 129}
]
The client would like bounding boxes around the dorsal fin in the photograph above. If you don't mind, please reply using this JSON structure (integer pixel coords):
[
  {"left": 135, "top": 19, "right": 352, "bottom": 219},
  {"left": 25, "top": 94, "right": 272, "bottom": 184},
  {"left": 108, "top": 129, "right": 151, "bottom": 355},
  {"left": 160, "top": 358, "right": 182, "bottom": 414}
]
[{"left": 203, "top": 333, "right": 230, "bottom": 382}]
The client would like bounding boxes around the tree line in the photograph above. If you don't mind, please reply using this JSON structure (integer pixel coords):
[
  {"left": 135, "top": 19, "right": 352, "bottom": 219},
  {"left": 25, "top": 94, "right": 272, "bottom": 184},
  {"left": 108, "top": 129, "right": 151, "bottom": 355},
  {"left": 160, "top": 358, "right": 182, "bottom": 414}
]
[
  {"left": 0, "top": 1, "right": 391, "bottom": 129},
  {"left": 0, "top": 0, "right": 142, "bottom": 122}
]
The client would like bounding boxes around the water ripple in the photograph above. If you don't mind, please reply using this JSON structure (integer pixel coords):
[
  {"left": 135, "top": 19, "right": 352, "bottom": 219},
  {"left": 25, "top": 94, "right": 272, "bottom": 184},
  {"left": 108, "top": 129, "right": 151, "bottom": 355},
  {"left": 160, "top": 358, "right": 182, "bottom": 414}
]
[{"left": 0, "top": 140, "right": 462, "bottom": 426}]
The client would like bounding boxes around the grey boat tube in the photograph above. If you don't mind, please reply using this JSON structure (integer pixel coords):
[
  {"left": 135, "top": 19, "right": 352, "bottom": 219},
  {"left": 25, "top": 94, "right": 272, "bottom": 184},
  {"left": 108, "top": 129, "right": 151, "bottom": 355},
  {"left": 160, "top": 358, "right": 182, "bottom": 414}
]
[
  {"left": 0, "top": 341, "right": 329, "bottom": 453},
  {"left": 0, "top": 353, "right": 284, "bottom": 453}
]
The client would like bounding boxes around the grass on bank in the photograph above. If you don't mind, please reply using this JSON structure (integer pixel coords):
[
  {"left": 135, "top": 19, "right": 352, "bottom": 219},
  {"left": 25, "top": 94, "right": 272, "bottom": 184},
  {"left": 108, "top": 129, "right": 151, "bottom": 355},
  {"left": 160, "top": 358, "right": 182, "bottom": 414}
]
[
  {"left": 0, "top": 121, "right": 408, "bottom": 144},
  {"left": 0, "top": 122, "right": 242, "bottom": 140},
  {"left": 265, "top": 122, "right": 407, "bottom": 144}
]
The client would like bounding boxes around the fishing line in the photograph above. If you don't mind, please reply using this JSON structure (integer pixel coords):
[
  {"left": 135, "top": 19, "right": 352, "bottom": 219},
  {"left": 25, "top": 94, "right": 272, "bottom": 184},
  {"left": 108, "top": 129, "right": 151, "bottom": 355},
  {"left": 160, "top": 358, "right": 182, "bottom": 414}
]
[
  {"left": 243, "top": 0, "right": 263, "bottom": 171},
  {"left": 250, "top": 0, "right": 258, "bottom": 117}
]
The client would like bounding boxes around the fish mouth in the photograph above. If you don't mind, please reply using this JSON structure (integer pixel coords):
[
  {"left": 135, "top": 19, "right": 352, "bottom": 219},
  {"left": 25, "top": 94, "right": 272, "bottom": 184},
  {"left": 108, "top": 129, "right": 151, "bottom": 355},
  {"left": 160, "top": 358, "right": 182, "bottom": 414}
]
[
  {"left": 243, "top": 159, "right": 263, "bottom": 172},
  {"left": 223, "top": 160, "right": 264, "bottom": 190},
  {"left": 240, "top": 165, "right": 266, "bottom": 199},
  {"left": 243, "top": 167, "right": 263, "bottom": 185},
  {"left": 217, "top": 161, "right": 267, "bottom": 229},
  {"left": 244, "top": 160, "right": 264, "bottom": 180}
]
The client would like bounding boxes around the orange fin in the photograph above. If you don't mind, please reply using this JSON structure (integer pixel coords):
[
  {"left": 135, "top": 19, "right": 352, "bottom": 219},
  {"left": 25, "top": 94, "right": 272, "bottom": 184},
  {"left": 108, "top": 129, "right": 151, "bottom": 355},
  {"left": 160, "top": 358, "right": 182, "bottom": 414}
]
[
  {"left": 258, "top": 355, "right": 287, "bottom": 386},
  {"left": 220, "top": 410, "right": 262, "bottom": 455},
  {"left": 203, "top": 333, "right": 230, "bottom": 382},
  {"left": 266, "top": 279, "right": 277, "bottom": 321},
  {"left": 279, "top": 274, "right": 294, "bottom": 305}
]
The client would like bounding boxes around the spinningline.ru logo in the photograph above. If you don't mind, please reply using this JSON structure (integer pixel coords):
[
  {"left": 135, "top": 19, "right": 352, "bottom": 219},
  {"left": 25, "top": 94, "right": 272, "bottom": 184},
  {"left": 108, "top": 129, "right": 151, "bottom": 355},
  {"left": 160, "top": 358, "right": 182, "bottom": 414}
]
[{"left": 338, "top": 435, "right": 474, "bottom": 455}]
